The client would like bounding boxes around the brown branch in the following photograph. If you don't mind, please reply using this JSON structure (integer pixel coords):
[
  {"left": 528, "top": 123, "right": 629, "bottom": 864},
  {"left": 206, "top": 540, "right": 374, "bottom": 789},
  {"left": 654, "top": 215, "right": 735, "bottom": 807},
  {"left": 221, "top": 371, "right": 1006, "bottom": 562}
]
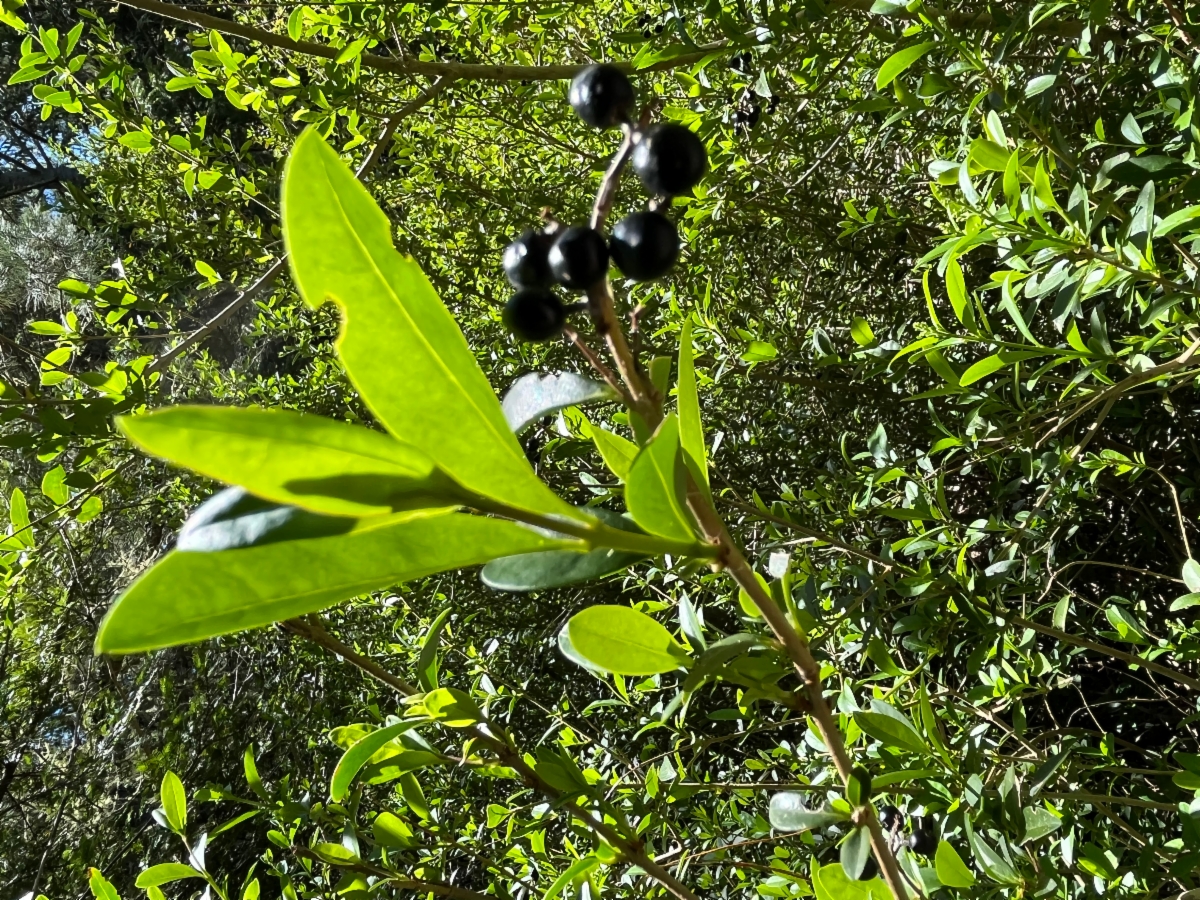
[
  {"left": 1008, "top": 614, "right": 1200, "bottom": 692},
  {"left": 116, "top": 0, "right": 726, "bottom": 81},
  {"left": 281, "top": 617, "right": 702, "bottom": 900},
  {"left": 1037, "top": 337, "right": 1200, "bottom": 448}
]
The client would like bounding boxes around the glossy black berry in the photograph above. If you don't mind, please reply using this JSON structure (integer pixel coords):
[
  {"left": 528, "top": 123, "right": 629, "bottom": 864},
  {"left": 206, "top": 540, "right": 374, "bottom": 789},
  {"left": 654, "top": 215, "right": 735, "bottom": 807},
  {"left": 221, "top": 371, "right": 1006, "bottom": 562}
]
[
  {"left": 907, "top": 820, "right": 937, "bottom": 856},
  {"left": 503, "top": 289, "right": 565, "bottom": 342},
  {"left": 858, "top": 856, "right": 879, "bottom": 882},
  {"left": 503, "top": 229, "right": 553, "bottom": 289},
  {"left": 879, "top": 805, "right": 902, "bottom": 832},
  {"left": 569, "top": 64, "right": 635, "bottom": 129},
  {"left": 631, "top": 123, "right": 707, "bottom": 197},
  {"left": 549, "top": 226, "right": 609, "bottom": 290},
  {"left": 610, "top": 211, "right": 679, "bottom": 282}
]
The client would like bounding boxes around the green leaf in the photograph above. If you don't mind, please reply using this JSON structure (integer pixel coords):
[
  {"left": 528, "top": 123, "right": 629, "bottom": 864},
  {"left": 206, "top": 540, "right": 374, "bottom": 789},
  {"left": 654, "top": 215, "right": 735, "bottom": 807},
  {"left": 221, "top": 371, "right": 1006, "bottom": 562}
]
[
  {"left": 334, "top": 37, "right": 368, "bottom": 64},
  {"left": 481, "top": 508, "right": 646, "bottom": 591},
  {"left": 1104, "top": 605, "right": 1147, "bottom": 643},
  {"left": 9, "top": 487, "right": 32, "bottom": 548},
  {"left": 969, "top": 138, "right": 1010, "bottom": 172},
  {"left": 417, "top": 607, "right": 451, "bottom": 691},
  {"left": 542, "top": 856, "right": 600, "bottom": 900},
  {"left": 875, "top": 41, "right": 937, "bottom": 89},
  {"left": 96, "top": 509, "right": 576, "bottom": 654},
  {"left": 119, "top": 406, "right": 462, "bottom": 517},
  {"left": 1183, "top": 559, "right": 1200, "bottom": 593},
  {"left": 853, "top": 701, "right": 929, "bottom": 755},
  {"left": 135, "top": 865, "right": 202, "bottom": 888},
  {"left": 768, "top": 793, "right": 849, "bottom": 831},
  {"left": 945, "top": 257, "right": 969, "bottom": 324},
  {"left": 1029, "top": 743, "right": 1073, "bottom": 795},
  {"left": 813, "top": 862, "right": 888, "bottom": 899},
  {"left": 502, "top": 371, "right": 614, "bottom": 434},
  {"left": 286, "top": 6, "right": 303, "bottom": 40},
  {"left": 676, "top": 319, "right": 707, "bottom": 485},
  {"left": 311, "top": 843, "right": 359, "bottom": 864},
  {"left": 400, "top": 772, "right": 429, "bottom": 819},
  {"left": 174, "top": 488, "right": 355, "bottom": 552},
  {"left": 373, "top": 811, "right": 415, "bottom": 848},
  {"left": 1120, "top": 112, "right": 1144, "bottom": 145},
  {"left": 40, "top": 465, "right": 68, "bottom": 504},
  {"left": 935, "top": 840, "right": 976, "bottom": 887},
  {"left": 282, "top": 130, "right": 583, "bottom": 524},
  {"left": 567, "top": 605, "right": 689, "bottom": 675},
  {"left": 422, "top": 687, "right": 483, "bottom": 726},
  {"left": 1053, "top": 595, "right": 1070, "bottom": 630},
  {"left": 840, "top": 825, "right": 871, "bottom": 880},
  {"left": 1021, "top": 806, "right": 1062, "bottom": 843},
  {"left": 849, "top": 317, "right": 875, "bottom": 347},
  {"left": 118, "top": 131, "right": 153, "bottom": 151},
  {"left": 968, "top": 830, "right": 1020, "bottom": 884},
  {"left": 587, "top": 420, "right": 639, "bottom": 480},
  {"left": 243, "top": 745, "right": 267, "bottom": 799},
  {"left": 160, "top": 771, "right": 187, "bottom": 833},
  {"left": 89, "top": 869, "right": 121, "bottom": 900},
  {"left": 1024, "top": 73, "right": 1056, "bottom": 96},
  {"left": 331, "top": 721, "right": 420, "bottom": 801},
  {"left": 959, "top": 354, "right": 1007, "bottom": 386},
  {"left": 847, "top": 766, "right": 872, "bottom": 807},
  {"left": 1170, "top": 593, "right": 1200, "bottom": 612},
  {"left": 626, "top": 413, "right": 695, "bottom": 542}
]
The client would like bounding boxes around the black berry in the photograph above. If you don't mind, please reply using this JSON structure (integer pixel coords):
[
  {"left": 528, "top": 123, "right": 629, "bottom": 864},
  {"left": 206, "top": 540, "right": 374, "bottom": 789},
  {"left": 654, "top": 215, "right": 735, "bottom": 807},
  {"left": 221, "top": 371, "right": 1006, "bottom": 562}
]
[
  {"left": 549, "top": 226, "right": 609, "bottom": 290},
  {"left": 610, "top": 211, "right": 679, "bottom": 282},
  {"left": 879, "top": 805, "right": 902, "bottom": 832},
  {"left": 569, "top": 64, "right": 635, "bottom": 129},
  {"left": 503, "top": 229, "right": 553, "bottom": 289},
  {"left": 503, "top": 289, "right": 565, "bottom": 342},
  {"left": 907, "top": 819, "right": 937, "bottom": 856},
  {"left": 631, "top": 123, "right": 707, "bottom": 197},
  {"left": 858, "top": 855, "right": 879, "bottom": 882}
]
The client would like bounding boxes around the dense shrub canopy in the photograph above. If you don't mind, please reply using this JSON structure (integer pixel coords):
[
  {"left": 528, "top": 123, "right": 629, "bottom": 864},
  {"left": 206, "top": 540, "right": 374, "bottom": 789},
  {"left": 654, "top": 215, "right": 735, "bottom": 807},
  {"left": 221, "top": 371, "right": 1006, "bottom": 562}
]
[{"left": 5, "top": 1, "right": 1200, "bottom": 899}]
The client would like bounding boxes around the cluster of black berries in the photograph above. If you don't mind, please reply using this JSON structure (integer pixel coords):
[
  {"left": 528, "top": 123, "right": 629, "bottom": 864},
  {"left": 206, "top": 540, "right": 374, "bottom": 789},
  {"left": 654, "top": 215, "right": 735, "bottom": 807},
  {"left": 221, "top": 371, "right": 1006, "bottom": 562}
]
[{"left": 502, "top": 63, "right": 708, "bottom": 342}]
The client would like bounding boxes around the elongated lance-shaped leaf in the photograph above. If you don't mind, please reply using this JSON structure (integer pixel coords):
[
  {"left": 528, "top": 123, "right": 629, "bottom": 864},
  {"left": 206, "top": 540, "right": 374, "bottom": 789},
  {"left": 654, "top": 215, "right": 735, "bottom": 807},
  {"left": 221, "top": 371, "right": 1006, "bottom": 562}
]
[
  {"left": 330, "top": 721, "right": 422, "bottom": 802},
  {"left": 676, "top": 319, "right": 707, "bottom": 485},
  {"left": 625, "top": 413, "right": 695, "bottom": 542},
  {"left": 585, "top": 416, "right": 639, "bottom": 481},
  {"left": 282, "top": 130, "right": 585, "bottom": 524},
  {"left": 481, "top": 507, "right": 646, "bottom": 591},
  {"left": 502, "top": 371, "right": 614, "bottom": 434},
  {"left": 96, "top": 510, "right": 580, "bottom": 654},
  {"left": 119, "top": 406, "right": 464, "bottom": 517}
]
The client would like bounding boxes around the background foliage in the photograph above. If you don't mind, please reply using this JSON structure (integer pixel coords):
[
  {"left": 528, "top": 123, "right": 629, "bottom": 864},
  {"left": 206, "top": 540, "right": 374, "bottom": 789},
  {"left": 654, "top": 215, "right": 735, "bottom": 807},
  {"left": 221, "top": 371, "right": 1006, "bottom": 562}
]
[{"left": 5, "top": 0, "right": 1200, "bottom": 897}]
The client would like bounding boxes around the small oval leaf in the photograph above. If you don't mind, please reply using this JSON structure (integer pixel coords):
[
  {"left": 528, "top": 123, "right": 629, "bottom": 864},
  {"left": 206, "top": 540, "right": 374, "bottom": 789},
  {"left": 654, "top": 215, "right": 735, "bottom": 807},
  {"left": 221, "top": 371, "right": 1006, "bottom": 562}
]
[{"left": 567, "top": 605, "right": 689, "bottom": 675}]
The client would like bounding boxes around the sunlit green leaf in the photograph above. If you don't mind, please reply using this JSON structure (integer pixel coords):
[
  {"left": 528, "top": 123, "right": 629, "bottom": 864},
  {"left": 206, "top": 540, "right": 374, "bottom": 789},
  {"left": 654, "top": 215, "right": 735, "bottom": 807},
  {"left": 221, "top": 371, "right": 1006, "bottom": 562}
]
[
  {"left": 282, "top": 130, "right": 584, "bottom": 523},
  {"left": 567, "top": 605, "right": 689, "bottom": 675}
]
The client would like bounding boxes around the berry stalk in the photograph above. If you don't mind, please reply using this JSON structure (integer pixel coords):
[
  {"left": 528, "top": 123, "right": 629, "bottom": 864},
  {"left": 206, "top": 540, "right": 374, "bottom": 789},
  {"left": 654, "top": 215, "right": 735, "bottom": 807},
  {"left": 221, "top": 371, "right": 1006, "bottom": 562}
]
[{"left": 562, "top": 69, "right": 915, "bottom": 900}]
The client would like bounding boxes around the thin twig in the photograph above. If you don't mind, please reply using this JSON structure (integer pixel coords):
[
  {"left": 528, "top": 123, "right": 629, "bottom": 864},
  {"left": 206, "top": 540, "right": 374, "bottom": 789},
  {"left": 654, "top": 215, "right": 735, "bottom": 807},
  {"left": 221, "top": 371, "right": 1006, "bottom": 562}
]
[
  {"left": 116, "top": 0, "right": 726, "bottom": 81},
  {"left": 281, "top": 617, "right": 702, "bottom": 900},
  {"left": 563, "top": 326, "right": 633, "bottom": 407}
]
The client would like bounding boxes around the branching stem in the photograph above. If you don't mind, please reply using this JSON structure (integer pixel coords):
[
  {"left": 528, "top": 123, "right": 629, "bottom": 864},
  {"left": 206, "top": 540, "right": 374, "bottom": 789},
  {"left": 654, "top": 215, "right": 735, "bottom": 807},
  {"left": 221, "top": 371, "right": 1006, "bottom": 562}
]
[{"left": 282, "top": 617, "right": 701, "bottom": 900}]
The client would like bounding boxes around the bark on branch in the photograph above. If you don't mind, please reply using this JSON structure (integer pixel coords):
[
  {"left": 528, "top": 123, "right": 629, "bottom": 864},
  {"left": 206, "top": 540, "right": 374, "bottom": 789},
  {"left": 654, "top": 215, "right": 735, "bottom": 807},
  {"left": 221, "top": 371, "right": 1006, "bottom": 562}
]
[{"left": 117, "top": 0, "right": 727, "bottom": 80}]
